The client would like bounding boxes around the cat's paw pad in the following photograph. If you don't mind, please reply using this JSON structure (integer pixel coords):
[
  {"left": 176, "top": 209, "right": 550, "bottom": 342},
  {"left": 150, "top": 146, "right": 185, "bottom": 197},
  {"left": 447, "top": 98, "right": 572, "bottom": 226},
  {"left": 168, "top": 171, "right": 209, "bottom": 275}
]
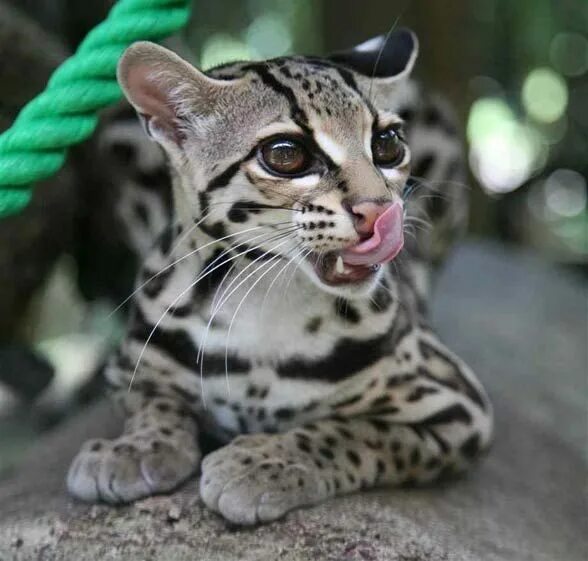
[
  {"left": 200, "top": 434, "right": 327, "bottom": 525},
  {"left": 67, "top": 431, "right": 200, "bottom": 503}
]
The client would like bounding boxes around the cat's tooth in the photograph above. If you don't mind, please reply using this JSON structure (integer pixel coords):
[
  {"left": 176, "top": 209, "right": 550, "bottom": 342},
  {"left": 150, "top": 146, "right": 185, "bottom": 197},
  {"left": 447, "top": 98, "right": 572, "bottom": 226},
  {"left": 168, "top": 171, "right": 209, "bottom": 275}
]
[{"left": 335, "top": 255, "right": 344, "bottom": 274}]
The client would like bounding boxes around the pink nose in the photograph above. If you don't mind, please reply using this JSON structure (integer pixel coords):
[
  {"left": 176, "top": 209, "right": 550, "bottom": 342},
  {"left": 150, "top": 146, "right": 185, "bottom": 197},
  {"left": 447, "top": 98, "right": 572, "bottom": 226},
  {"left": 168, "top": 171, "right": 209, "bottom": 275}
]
[{"left": 349, "top": 201, "right": 394, "bottom": 237}]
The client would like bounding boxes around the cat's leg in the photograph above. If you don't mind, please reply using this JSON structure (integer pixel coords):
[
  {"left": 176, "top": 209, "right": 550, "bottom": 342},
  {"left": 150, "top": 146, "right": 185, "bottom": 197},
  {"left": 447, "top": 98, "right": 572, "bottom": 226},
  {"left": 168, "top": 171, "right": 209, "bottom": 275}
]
[
  {"left": 200, "top": 330, "right": 492, "bottom": 525},
  {"left": 67, "top": 355, "right": 201, "bottom": 503}
]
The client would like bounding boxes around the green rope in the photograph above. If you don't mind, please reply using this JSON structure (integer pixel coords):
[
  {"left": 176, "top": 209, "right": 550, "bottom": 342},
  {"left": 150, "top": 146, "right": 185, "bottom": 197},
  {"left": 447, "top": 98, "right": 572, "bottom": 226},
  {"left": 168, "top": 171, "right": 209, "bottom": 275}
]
[{"left": 0, "top": 0, "right": 191, "bottom": 217}]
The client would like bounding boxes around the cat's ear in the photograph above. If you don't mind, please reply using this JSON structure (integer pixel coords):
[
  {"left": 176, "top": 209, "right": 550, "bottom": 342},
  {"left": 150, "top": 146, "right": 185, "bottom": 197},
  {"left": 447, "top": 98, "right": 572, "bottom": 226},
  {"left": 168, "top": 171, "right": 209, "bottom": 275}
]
[
  {"left": 118, "top": 42, "right": 238, "bottom": 147},
  {"left": 328, "top": 28, "right": 418, "bottom": 81}
]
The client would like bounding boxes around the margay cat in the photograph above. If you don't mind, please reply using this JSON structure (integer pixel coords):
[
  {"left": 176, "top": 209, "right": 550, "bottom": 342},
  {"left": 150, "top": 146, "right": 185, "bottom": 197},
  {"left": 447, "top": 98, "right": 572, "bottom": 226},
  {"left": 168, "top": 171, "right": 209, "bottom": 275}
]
[{"left": 67, "top": 29, "right": 493, "bottom": 525}]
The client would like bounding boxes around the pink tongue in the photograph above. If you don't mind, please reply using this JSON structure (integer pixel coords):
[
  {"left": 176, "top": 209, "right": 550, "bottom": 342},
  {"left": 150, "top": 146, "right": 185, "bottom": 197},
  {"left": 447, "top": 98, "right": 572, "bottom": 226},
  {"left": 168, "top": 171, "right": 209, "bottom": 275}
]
[{"left": 341, "top": 202, "right": 404, "bottom": 266}]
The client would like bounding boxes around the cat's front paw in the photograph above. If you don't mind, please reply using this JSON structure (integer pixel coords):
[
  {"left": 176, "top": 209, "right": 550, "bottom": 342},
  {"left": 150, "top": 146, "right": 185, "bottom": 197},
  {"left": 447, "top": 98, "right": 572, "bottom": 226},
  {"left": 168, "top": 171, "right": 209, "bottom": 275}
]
[
  {"left": 67, "top": 429, "right": 200, "bottom": 503},
  {"left": 199, "top": 434, "right": 328, "bottom": 525}
]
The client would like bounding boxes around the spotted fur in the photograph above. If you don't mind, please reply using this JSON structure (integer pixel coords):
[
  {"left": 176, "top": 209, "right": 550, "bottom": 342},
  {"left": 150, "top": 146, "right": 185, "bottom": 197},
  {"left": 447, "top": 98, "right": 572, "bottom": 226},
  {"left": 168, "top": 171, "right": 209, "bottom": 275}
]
[{"left": 67, "top": 29, "right": 492, "bottom": 525}]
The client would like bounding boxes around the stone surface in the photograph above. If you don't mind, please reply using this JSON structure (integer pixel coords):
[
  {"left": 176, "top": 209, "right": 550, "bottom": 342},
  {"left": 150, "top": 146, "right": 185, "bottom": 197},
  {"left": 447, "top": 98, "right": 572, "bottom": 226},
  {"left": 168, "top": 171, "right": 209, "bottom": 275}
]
[{"left": 0, "top": 242, "right": 585, "bottom": 561}]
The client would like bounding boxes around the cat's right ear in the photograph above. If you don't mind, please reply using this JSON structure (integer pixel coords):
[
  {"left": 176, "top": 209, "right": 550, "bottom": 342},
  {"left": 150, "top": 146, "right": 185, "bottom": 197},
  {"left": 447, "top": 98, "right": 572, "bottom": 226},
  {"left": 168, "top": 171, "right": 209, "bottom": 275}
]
[{"left": 117, "top": 42, "right": 237, "bottom": 147}]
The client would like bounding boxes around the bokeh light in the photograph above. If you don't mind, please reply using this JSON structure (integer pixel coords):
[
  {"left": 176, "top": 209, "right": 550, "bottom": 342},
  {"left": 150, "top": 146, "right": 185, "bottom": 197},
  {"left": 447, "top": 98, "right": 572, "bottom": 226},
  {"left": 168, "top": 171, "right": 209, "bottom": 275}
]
[
  {"left": 550, "top": 32, "right": 588, "bottom": 77},
  {"left": 200, "top": 33, "right": 255, "bottom": 70},
  {"left": 527, "top": 170, "right": 588, "bottom": 257},
  {"left": 245, "top": 13, "right": 292, "bottom": 58},
  {"left": 521, "top": 67, "right": 568, "bottom": 124},
  {"left": 543, "top": 169, "right": 587, "bottom": 219},
  {"left": 467, "top": 97, "right": 546, "bottom": 193}
]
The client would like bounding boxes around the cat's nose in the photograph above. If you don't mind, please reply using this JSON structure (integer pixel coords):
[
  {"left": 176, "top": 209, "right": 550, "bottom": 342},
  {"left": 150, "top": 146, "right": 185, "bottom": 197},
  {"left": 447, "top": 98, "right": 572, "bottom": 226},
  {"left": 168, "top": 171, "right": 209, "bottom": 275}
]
[{"left": 346, "top": 200, "right": 395, "bottom": 237}]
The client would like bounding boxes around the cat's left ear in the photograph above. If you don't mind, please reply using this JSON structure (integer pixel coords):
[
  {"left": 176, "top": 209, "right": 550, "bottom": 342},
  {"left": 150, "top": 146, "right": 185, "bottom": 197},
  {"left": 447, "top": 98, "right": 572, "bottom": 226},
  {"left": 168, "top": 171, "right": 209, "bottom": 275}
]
[{"left": 328, "top": 28, "right": 418, "bottom": 81}]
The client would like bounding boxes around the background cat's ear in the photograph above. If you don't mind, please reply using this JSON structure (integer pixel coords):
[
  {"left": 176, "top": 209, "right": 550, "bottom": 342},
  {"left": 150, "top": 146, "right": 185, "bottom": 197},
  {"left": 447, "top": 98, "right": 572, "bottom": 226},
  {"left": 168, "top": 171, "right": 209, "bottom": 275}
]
[
  {"left": 118, "top": 42, "right": 237, "bottom": 146},
  {"left": 328, "top": 28, "right": 418, "bottom": 81}
]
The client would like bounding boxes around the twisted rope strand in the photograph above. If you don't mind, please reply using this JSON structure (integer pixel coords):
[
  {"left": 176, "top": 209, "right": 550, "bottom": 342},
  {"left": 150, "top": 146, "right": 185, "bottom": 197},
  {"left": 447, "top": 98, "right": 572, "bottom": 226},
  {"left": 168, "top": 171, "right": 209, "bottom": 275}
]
[{"left": 0, "top": 0, "right": 190, "bottom": 217}]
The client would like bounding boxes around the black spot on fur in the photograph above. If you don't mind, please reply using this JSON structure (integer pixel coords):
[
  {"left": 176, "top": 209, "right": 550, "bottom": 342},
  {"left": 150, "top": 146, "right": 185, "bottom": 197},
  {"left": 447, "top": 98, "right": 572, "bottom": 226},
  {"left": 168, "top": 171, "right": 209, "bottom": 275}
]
[
  {"left": 364, "top": 438, "right": 383, "bottom": 450},
  {"left": 141, "top": 266, "right": 173, "bottom": 299},
  {"left": 368, "top": 419, "right": 390, "bottom": 433},
  {"left": 170, "top": 384, "right": 199, "bottom": 403},
  {"left": 136, "top": 168, "right": 171, "bottom": 190},
  {"left": 336, "top": 426, "right": 354, "bottom": 440},
  {"left": 133, "top": 202, "right": 149, "bottom": 226},
  {"left": 324, "top": 435, "right": 337, "bottom": 447},
  {"left": 305, "top": 317, "right": 322, "bottom": 334},
  {"left": 198, "top": 220, "right": 227, "bottom": 241},
  {"left": 334, "top": 298, "right": 361, "bottom": 324},
  {"left": 410, "top": 447, "right": 421, "bottom": 466},
  {"left": 425, "top": 457, "right": 441, "bottom": 470},
  {"left": 158, "top": 227, "right": 173, "bottom": 255},
  {"left": 460, "top": 433, "right": 481, "bottom": 459},
  {"left": 227, "top": 206, "right": 248, "bottom": 223},
  {"left": 406, "top": 385, "right": 440, "bottom": 402},
  {"left": 394, "top": 457, "right": 406, "bottom": 471},
  {"left": 398, "top": 107, "right": 415, "bottom": 123},
  {"left": 110, "top": 141, "right": 135, "bottom": 165},
  {"left": 274, "top": 407, "right": 295, "bottom": 420},
  {"left": 297, "top": 439, "right": 312, "bottom": 454},
  {"left": 206, "top": 148, "right": 256, "bottom": 192},
  {"left": 319, "top": 447, "right": 335, "bottom": 460},
  {"left": 346, "top": 450, "right": 361, "bottom": 467}
]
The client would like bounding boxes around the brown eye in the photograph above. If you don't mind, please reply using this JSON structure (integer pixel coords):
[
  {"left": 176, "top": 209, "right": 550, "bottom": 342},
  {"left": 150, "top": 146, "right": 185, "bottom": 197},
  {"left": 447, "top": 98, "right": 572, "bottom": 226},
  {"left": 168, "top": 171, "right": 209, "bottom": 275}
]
[
  {"left": 260, "top": 139, "right": 310, "bottom": 176},
  {"left": 372, "top": 128, "right": 405, "bottom": 167}
]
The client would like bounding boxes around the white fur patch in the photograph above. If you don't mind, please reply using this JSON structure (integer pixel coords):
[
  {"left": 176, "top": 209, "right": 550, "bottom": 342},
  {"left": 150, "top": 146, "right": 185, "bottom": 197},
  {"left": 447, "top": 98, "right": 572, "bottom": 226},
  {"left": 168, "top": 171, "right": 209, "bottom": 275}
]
[
  {"left": 256, "top": 121, "right": 304, "bottom": 140},
  {"left": 354, "top": 36, "right": 385, "bottom": 53},
  {"left": 313, "top": 131, "right": 346, "bottom": 165}
]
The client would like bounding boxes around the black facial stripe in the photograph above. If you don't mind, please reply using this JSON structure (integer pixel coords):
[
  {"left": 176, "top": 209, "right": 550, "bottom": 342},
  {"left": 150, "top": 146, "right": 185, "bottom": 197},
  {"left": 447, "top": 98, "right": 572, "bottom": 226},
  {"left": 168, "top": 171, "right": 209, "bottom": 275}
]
[
  {"left": 335, "top": 66, "right": 378, "bottom": 118},
  {"left": 243, "top": 64, "right": 341, "bottom": 173},
  {"left": 243, "top": 63, "right": 312, "bottom": 133},
  {"left": 206, "top": 147, "right": 257, "bottom": 192}
]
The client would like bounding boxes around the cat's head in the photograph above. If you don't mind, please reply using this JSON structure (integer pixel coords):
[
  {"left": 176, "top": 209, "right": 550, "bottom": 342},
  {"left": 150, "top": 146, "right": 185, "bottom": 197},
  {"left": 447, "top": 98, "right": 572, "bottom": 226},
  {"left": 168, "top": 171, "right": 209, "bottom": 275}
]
[{"left": 118, "top": 29, "right": 418, "bottom": 298}]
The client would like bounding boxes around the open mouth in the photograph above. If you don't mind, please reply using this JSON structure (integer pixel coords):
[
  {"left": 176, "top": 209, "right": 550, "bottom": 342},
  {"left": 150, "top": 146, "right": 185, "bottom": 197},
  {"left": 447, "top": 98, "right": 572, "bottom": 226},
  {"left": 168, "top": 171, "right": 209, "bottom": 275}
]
[{"left": 308, "top": 202, "right": 404, "bottom": 286}]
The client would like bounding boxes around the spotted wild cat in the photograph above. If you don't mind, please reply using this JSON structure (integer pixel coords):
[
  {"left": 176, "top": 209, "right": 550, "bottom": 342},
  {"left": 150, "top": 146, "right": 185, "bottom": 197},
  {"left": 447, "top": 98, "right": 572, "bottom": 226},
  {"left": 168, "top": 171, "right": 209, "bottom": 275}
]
[{"left": 67, "top": 29, "right": 493, "bottom": 525}]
